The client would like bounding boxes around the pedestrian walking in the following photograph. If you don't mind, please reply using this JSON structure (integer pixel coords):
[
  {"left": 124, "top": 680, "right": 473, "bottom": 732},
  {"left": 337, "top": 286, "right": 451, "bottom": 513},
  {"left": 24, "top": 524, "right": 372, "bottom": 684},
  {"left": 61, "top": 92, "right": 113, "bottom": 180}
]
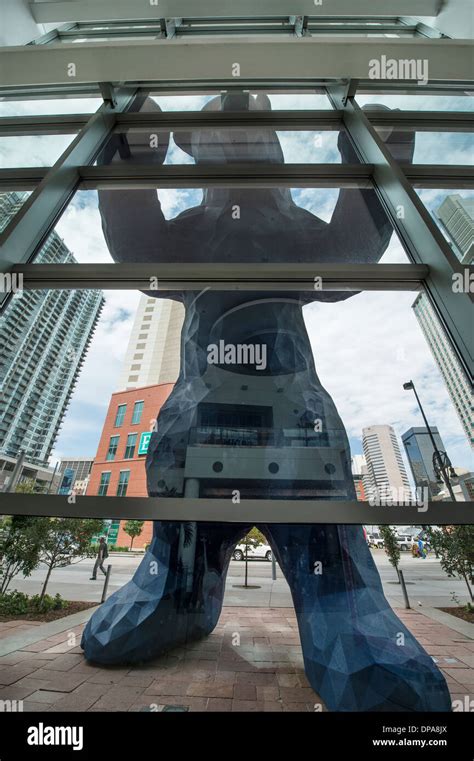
[{"left": 90, "top": 536, "right": 109, "bottom": 580}]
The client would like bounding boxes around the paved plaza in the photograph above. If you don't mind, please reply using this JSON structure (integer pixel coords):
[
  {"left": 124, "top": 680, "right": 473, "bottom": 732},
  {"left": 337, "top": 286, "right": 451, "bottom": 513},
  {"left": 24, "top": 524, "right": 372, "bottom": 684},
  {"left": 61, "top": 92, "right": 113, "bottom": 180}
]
[{"left": 0, "top": 570, "right": 472, "bottom": 712}]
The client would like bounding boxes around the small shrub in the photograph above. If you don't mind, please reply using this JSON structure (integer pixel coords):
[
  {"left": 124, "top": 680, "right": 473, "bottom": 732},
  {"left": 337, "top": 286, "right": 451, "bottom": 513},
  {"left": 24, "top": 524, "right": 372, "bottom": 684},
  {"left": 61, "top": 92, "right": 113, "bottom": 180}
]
[
  {"left": 30, "top": 593, "right": 67, "bottom": 613},
  {"left": 0, "top": 590, "right": 30, "bottom": 615},
  {"left": 0, "top": 591, "right": 69, "bottom": 615}
]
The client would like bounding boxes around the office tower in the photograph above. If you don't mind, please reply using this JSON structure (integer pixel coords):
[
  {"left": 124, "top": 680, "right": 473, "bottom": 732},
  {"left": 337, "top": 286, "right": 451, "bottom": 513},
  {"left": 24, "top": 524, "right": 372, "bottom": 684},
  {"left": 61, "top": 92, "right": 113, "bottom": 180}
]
[
  {"left": 117, "top": 294, "right": 184, "bottom": 390},
  {"left": 86, "top": 383, "right": 174, "bottom": 548},
  {"left": 0, "top": 192, "right": 105, "bottom": 467},
  {"left": 412, "top": 293, "right": 473, "bottom": 446},
  {"left": 412, "top": 193, "right": 473, "bottom": 446},
  {"left": 362, "top": 425, "right": 411, "bottom": 502},
  {"left": 401, "top": 426, "right": 446, "bottom": 499},
  {"left": 0, "top": 191, "right": 27, "bottom": 233},
  {"left": 57, "top": 457, "right": 95, "bottom": 496},
  {"left": 436, "top": 194, "right": 474, "bottom": 262}
]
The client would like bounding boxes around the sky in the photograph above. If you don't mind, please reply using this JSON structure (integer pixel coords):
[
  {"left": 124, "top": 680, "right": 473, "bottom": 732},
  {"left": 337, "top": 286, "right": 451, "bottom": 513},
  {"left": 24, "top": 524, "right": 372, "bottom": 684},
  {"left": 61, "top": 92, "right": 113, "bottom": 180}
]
[{"left": 1, "top": 91, "right": 473, "bottom": 480}]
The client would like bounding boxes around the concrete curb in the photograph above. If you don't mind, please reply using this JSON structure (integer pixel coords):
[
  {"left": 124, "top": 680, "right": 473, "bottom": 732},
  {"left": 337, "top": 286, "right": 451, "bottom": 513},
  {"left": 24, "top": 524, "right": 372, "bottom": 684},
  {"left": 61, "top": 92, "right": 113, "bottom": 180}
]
[
  {"left": 0, "top": 606, "right": 99, "bottom": 656},
  {"left": 417, "top": 606, "right": 474, "bottom": 640}
]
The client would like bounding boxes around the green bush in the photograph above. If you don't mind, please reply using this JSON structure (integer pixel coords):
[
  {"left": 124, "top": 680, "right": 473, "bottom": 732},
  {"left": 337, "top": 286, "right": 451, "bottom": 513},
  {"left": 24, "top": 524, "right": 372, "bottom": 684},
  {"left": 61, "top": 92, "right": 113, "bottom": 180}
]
[
  {"left": 30, "top": 593, "right": 67, "bottom": 613},
  {"left": 0, "top": 591, "right": 68, "bottom": 615},
  {"left": 0, "top": 590, "right": 30, "bottom": 615}
]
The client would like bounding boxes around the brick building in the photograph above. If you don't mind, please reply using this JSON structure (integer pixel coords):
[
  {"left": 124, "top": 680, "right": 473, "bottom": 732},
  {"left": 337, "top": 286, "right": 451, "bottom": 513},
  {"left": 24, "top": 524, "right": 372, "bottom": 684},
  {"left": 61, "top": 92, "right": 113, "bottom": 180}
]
[{"left": 86, "top": 383, "right": 173, "bottom": 548}]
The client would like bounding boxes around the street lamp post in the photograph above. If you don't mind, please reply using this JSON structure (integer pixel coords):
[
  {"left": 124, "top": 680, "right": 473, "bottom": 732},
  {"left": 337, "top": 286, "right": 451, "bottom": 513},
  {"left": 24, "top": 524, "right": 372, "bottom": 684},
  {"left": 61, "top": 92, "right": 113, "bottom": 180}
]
[{"left": 403, "top": 380, "right": 457, "bottom": 501}]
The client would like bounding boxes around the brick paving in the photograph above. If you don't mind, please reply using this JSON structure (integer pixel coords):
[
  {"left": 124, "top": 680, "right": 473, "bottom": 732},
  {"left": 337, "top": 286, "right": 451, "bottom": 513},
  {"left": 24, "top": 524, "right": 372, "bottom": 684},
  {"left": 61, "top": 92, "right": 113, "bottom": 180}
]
[{"left": 0, "top": 608, "right": 472, "bottom": 712}]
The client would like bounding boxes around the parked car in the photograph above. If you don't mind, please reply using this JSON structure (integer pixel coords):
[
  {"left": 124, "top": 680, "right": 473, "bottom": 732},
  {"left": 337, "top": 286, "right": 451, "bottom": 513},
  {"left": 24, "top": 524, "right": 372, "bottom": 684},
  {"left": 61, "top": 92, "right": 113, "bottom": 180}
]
[
  {"left": 396, "top": 534, "right": 416, "bottom": 551},
  {"left": 367, "top": 533, "right": 384, "bottom": 549},
  {"left": 232, "top": 543, "right": 273, "bottom": 561}
]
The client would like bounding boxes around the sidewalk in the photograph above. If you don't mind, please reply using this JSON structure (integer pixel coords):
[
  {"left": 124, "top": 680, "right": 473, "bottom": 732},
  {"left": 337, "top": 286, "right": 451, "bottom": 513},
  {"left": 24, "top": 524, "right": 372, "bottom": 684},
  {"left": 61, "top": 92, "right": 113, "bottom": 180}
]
[{"left": 0, "top": 606, "right": 472, "bottom": 712}]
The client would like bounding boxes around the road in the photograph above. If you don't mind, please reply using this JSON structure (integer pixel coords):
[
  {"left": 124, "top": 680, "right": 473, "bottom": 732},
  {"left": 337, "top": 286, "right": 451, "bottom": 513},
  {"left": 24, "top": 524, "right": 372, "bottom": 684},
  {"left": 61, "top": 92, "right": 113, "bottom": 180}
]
[{"left": 6, "top": 549, "right": 471, "bottom": 609}]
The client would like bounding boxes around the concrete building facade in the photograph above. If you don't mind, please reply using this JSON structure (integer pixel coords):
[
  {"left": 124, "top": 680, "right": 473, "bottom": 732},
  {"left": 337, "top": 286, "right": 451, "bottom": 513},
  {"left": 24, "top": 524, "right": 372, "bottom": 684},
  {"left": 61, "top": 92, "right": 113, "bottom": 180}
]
[{"left": 362, "top": 425, "right": 411, "bottom": 502}]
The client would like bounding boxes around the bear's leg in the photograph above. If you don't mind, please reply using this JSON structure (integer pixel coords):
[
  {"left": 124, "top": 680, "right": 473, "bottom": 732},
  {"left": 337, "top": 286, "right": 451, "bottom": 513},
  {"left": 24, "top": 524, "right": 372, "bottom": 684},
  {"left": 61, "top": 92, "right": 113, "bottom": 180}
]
[
  {"left": 260, "top": 522, "right": 451, "bottom": 712},
  {"left": 81, "top": 521, "right": 251, "bottom": 665}
]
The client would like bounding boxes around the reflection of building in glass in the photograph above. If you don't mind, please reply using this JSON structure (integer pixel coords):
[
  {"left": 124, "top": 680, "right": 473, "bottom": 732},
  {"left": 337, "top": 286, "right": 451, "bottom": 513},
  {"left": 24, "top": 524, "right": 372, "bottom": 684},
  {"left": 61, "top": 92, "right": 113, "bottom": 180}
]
[
  {"left": 57, "top": 457, "right": 94, "bottom": 496},
  {"left": 362, "top": 425, "right": 411, "bottom": 501},
  {"left": 0, "top": 191, "right": 27, "bottom": 233},
  {"left": 0, "top": 192, "right": 104, "bottom": 467},
  {"left": 117, "top": 294, "right": 183, "bottom": 390},
  {"left": 401, "top": 427, "right": 445, "bottom": 499},
  {"left": 413, "top": 193, "right": 473, "bottom": 447},
  {"left": 436, "top": 194, "right": 474, "bottom": 262},
  {"left": 86, "top": 384, "right": 174, "bottom": 548}
]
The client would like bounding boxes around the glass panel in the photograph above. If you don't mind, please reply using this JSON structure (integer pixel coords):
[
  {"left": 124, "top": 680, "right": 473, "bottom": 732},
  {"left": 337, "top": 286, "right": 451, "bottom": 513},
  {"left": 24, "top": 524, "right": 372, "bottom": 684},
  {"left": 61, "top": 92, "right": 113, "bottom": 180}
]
[
  {"left": 48, "top": 185, "right": 411, "bottom": 266},
  {"left": 0, "top": 134, "right": 77, "bottom": 167},
  {"left": 104, "top": 126, "right": 357, "bottom": 165},
  {"left": 147, "top": 92, "right": 332, "bottom": 111},
  {"left": 2, "top": 280, "right": 471, "bottom": 711},
  {"left": 0, "top": 97, "right": 101, "bottom": 116},
  {"left": 416, "top": 188, "right": 474, "bottom": 262},
  {"left": 357, "top": 93, "right": 474, "bottom": 112},
  {"left": 373, "top": 127, "right": 474, "bottom": 166}
]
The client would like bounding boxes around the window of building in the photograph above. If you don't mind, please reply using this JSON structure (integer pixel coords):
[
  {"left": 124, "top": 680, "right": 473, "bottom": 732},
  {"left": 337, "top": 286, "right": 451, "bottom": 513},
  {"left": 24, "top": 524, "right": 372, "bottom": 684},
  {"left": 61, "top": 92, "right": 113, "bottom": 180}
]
[
  {"left": 133, "top": 353, "right": 144, "bottom": 360},
  {"left": 124, "top": 433, "right": 138, "bottom": 459},
  {"left": 114, "top": 403, "right": 126, "bottom": 427},
  {"left": 130, "top": 364, "right": 141, "bottom": 370},
  {"left": 117, "top": 470, "right": 130, "bottom": 497},
  {"left": 98, "top": 471, "right": 111, "bottom": 496},
  {"left": 128, "top": 375, "right": 139, "bottom": 382},
  {"left": 131, "top": 400, "right": 144, "bottom": 425},
  {"left": 106, "top": 435, "right": 119, "bottom": 461}
]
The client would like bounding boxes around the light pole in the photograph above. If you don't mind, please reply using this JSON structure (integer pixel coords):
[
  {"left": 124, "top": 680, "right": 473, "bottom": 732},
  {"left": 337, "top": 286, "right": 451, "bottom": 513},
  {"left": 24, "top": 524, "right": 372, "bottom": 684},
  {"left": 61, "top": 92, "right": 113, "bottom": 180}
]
[{"left": 403, "top": 380, "right": 457, "bottom": 501}]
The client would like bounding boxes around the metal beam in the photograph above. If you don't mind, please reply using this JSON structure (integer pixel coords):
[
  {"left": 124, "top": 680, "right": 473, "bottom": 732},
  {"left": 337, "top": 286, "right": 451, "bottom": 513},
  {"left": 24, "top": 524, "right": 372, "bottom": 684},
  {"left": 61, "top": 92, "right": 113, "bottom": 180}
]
[
  {"left": 9, "top": 263, "right": 428, "bottom": 292},
  {"left": 0, "top": 168, "right": 48, "bottom": 190},
  {"left": 29, "top": 1, "right": 443, "bottom": 24},
  {"left": 1, "top": 110, "right": 472, "bottom": 136},
  {"left": 1, "top": 80, "right": 471, "bottom": 101},
  {"left": 77, "top": 163, "right": 373, "bottom": 189},
  {"left": 1, "top": 164, "right": 471, "bottom": 192},
  {"left": 404, "top": 165, "right": 474, "bottom": 188},
  {"left": 0, "top": 114, "right": 90, "bottom": 135},
  {"left": 328, "top": 87, "right": 473, "bottom": 382},
  {"left": 1, "top": 493, "right": 468, "bottom": 525},
  {"left": 2, "top": 38, "right": 472, "bottom": 88}
]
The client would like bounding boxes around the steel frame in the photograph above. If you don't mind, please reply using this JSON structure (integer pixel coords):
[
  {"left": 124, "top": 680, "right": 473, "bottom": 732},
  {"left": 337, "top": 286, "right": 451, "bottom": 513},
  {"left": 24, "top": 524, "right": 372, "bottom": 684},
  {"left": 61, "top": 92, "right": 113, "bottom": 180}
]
[
  {"left": 1, "top": 38, "right": 473, "bottom": 88},
  {"left": 1, "top": 493, "right": 469, "bottom": 525},
  {"left": 0, "top": 8, "right": 472, "bottom": 521},
  {"left": 28, "top": 2, "right": 443, "bottom": 24}
]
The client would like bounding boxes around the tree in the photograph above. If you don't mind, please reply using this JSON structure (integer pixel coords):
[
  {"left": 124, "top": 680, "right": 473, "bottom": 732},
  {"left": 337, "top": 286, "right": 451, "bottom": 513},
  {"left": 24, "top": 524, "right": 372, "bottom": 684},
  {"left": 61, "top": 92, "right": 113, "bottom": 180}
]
[
  {"left": 238, "top": 527, "right": 267, "bottom": 589},
  {"left": 378, "top": 525, "right": 400, "bottom": 577},
  {"left": 15, "top": 478, "right": 45, "bottom": 494},
  {"left": 37, "top": 518, "right": 103, "bottom": 601},
  {"left": 0, "top": 516, "right": 45, "bottom": 595},
  {"left": 123, "top": 520, "right": 144, "bottom": 550},
  {"left": 425, "top": 525, "right": 474, "bottom": 603}
]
